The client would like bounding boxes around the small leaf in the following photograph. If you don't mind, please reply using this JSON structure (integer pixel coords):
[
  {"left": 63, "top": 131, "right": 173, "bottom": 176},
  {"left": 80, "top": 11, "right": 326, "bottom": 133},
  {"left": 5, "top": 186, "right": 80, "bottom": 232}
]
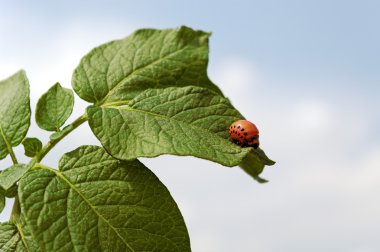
[
  {"left": 3, "top": 184, "right": 18, "bottom": 198},
  {"left": 0, "top": 220, "right": 39, "bottom": 251},
  {"left": 72, "top": 26, "right": 222, "bottom": 105},
  {"left": 49, "top": 124, "right": 74, "bottom": 141},
  {"left": 88, "top": 86, "right": 251, "bottom": 167},
  {"left": 0, "top": 71, "right": 31, "bottom": 160},
  {"left": 252, "top": 148, "right": 276, "bottom": 166},
  {"left": 0, "top": 164, "right": 28, "bottom": 190},
  {"left": 239, "top": 148, "right": 274, "bottom": 183},
  {"left": 0, "top": 179, "right": 17, "bottom": 198},
  {"left": 22, "top": 137, "right": 42, "bottom": 157},
  {"left": 35, "top": 82, "right": 74, "bottom": 131},
  {"left": 49, "top": 131, "right": 63, "bottom": 141},
  {"left": 19, "top": 145, "right": 190, "bottom": 251}
]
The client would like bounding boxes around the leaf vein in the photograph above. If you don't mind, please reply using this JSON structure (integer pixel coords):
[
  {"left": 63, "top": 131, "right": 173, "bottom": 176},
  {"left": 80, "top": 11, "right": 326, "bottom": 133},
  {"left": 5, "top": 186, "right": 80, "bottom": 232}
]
[
  {"left": 98, "top": 46, "right": 189, "bottom": 105},
  {"left": 46, "top": 167, "right": 136, "bottom": 252},
  {"left": 14, "top": 222, "right": 31, "bottom": 252}
]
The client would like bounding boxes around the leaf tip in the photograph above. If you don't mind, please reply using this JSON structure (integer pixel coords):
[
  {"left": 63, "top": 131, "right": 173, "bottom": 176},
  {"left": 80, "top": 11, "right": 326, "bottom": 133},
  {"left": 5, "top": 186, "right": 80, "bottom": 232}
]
[{"left": 253, "top": 175, "right": 269, "bottom": 184}]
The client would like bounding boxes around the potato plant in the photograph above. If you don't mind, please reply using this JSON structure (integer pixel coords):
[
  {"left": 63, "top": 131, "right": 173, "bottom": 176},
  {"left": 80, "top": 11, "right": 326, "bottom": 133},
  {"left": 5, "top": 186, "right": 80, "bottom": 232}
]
[{"left": 0, "top": 26, "right": 274, "bottom": 251}]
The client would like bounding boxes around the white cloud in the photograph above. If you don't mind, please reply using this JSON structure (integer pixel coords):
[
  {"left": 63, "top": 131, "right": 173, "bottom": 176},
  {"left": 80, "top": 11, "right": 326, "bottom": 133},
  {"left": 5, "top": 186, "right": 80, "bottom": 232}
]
[
  {"left": 0, "top": 64, "right": 22, "bottom": 80},
  {"left": 209, "top": 57, "right": 260, "bottom": 103},
  {"left": 291, "top": 99, "right": 334, "bottom": 135},
  {"left": 211, "top": 57, "right": 259, "bottom": 88},
  {"left": 350, "top": 248, "right": 378, "bottom": 252},
  {"left": 191, "top": 231, "right": 223, "bottom": 252}
]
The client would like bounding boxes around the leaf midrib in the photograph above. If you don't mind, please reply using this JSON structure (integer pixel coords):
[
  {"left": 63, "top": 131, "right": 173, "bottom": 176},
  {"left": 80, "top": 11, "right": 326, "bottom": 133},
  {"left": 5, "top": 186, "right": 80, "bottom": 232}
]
[
  {"left": 106, "top": 106, "right": 250, "bottom": 164},
  {"left": 0, "top": 122, "right": 13, "bottom": 156},
  {"left": 15, "top": 222, "right": 31, "bottom": 252},
  {"left": 117, "top": 106, "right": 241, "bottom": 148},
  {"left": 43, "top": 167, "right": 136, "bottom": 252}
]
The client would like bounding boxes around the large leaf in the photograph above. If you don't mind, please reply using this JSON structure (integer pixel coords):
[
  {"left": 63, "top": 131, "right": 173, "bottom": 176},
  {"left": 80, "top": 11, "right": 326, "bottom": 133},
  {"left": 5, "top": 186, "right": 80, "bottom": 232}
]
[
  {"left": 0, "top": 71, "right": 31, "bottom": 160},
  {"left": 0, "top": 220, "right": 38, "bottom": 252},
  {"left": 19, "top": 145, "right": 190, "bottom": 251},
  {"left": 35, "top": 82, "right": 74, "bottom": 131},
  {"left": 72, "top": 26, "right": 221, "bottom": 105},
  {"left": 88, "top": 86, "right": 251, "bottom": 167}
]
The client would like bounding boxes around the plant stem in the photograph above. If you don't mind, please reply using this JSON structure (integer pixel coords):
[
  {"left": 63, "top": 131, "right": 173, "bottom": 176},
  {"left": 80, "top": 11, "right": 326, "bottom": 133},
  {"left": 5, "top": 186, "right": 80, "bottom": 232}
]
[
  {"left": 0, "top": 126, "right": 19, "bottom": 164},
  {"left": 32, "top": 163, "right": 54, "bottom": 170},
  {"left": 10, "top": 196, "right": 21, "bottom": 220},
  {"left": 9, "top": 150, "right": 18, "bottom": 164},
  {"left": 35, "top": 113, "right": 88, "bottom": 163},
  {"left": 10, "top": 113, "right": 88, "bottom": 221}
]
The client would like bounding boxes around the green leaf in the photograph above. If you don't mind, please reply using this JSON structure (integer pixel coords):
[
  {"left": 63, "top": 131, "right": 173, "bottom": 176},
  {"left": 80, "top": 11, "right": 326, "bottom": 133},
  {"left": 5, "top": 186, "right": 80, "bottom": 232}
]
[
  {"left": 3, "top": 184, "right": 18, "bottom": 198},
  {"left": 88, "top": 86, "right": 251, "bottom": 167},
  {"left": 49, "top": 123, "right": 75, "bottom": 141},
  {"left": 35, "top": 82, "right": 74, "bottom": 131},
  {"left": 72, "top": 26, "right": 222, "bottom": 105},
  {"left": 252, "top": 148, "right": 276, "bottom": 166},
  {"left": 0, "top": 171, "right": 17, "bottom": 199},
  {"left": 22, "top": 138, "right": 42, "bottom": 157},
  {"left": 0, "top": 220, "right": 39, "bottom": 251},
  {"left": 0, "top": 177, "right": 18, "bottom": 198},
  {"left": 239, "top": 148, "right": 275, "bottom": 183},
  {"left": 49, "top": 131, "right": 64, "bottom": 141},
  {"left": 19, "top": 145, "right": 190, "bottom": 251},
  {"left": 0, "top": 71, "right": 31, "bottom": 160},
  {"left": 0, "top": 192, "right": 4, "bottom": 214},
  {"left": 0, "top": 222, "right": 25, "bottom": 251},
  {"left": 0, "top": 164, "right": 28, "bottom": 191}
]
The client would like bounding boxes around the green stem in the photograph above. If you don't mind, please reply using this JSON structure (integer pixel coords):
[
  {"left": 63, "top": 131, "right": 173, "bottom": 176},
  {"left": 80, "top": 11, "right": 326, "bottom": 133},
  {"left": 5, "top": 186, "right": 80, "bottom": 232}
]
[
  {"left": 10, "top": 113, "right": 88, "bottom": 220},
  {"left": 9, "top": 149, "right": 18, "bottom": 164},
  {"left": 0, "top": 126, "right": 18, "bottom": 164},
  {"left": 32, "top": 163, "right": 54, "bottom": 170},
  {"left": 10, "top": 196, "right": 21, "bottom": 220},
  {"left": 35, "top": 113, "right": 88, "bottom": 163}
]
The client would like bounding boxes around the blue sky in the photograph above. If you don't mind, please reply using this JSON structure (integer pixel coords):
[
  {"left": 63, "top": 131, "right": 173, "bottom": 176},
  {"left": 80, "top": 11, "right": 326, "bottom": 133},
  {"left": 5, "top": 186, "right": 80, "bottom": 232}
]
[{"left": 1, "top": 1, "right": 380, "bottom": 251}]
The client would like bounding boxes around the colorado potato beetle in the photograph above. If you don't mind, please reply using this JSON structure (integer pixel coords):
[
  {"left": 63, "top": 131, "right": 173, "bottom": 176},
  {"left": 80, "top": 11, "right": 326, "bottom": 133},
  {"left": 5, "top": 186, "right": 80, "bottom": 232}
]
[{"left": 229, "top": 120, "right": 260, "bottom": 149}]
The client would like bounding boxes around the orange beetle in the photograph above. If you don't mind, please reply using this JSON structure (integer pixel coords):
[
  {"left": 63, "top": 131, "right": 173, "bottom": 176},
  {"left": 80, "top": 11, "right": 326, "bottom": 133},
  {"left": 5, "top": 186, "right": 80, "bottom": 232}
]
[{"left": 229, "top": 120, "right": 260, "bottom": 149}]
